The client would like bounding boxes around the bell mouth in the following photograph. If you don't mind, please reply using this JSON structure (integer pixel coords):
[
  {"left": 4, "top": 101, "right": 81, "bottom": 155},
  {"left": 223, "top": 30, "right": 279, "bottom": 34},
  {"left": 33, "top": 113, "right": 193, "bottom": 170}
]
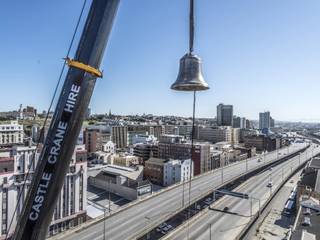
[{"left": 170, "top": 82, "right": 209, "bottom": 91}]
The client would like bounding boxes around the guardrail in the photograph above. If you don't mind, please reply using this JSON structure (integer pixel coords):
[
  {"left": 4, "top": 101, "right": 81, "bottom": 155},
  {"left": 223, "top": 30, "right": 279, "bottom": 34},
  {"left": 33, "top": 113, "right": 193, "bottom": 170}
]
[
  {"left": 161, "top": 147, "right": 314, "bottom": 240},
  {"left": 49, "top": 145, "right": 307, "bottom": 240},
  {"left": 235, "top": 151, "right": 318, "bottom": 240},
  {"left": 135, "top": 146, "right": 308, "bottom": 240}
]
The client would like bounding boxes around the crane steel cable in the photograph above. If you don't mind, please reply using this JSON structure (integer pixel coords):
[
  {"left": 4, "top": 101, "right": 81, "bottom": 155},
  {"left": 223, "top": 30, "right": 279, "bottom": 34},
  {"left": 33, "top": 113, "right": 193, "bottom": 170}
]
[{"left": 5, "top": 0, "right": 87, "bottom": 238}]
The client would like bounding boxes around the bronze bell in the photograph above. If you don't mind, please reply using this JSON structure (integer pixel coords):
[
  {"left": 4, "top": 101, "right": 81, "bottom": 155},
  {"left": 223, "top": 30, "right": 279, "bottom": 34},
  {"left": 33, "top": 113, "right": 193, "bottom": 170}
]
[{"left": 171, "top": 53, "right": 209, "bottom": 91}]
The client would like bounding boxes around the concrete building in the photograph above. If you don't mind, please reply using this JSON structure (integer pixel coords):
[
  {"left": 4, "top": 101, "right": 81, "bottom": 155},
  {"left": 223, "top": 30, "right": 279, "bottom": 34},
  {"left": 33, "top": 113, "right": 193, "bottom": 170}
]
[
  {"left": 232, "top": 128, "right": 240, "bottom": 145},
  {"left": 217, "top": 104, "right": 233, "bottom": 126},
  {"left": 159, "top": 134, "right": 185, "bottom": 144},
  {"left": 244, "top": 135, "right": 281, "bottom": 152},
  {"left": 270, "top": 117, "right": 275, "bottom": 128},
  {"left": 111, "top": 126, "right": 128, "bottom": 149},
  {"left": 158, "top": 142, "right": 212, "bottom": 176},
  {"left": 113, "top": 154, "right": 139, "bottom": 167},
  {"left": 176, "top": 125, "right": 193, "bottom": 138},
  {"left": 163, "top": 125, "right": 178, "bottom": 135},
  {"left": 88, "top": 165, "right": 151, "bottom": 201},
  {"left": 233, "top": 116, "right": 241, "bottom": 128},
  {"left": 245, "top": 119, "right": 251, "bottom": 129},
  {"left": 144, "top": 158, "right": 166, "bottom": 186},
  {"left": 0, "top": 145, "right": 87, "bottom": 237},
  {"left": 128, "top": 125, "right": 163, "bottom": 142},
  {"left": 196, "top": 126, "right": 233, "bottom": 144},
  {"left": 83, "top": 125, "right": 111, "bottom": 156},
  {"left": 133, "top": 143, "right": 159, "bottom": 162},
  {"left": 259, "top": 111, "right": 271, "bottom": 130},
  {"left": 0, "top": 121, "right": 24, "bottom": 147},
  {"left": 131, "top": 134, "right": 157, "bottom": 145}
]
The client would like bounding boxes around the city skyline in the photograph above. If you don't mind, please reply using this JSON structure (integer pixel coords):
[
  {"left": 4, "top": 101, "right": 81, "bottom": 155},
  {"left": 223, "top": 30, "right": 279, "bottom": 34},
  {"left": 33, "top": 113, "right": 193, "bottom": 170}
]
[{"left": 1, "top": 0, "right": 320, "bottom": 122}]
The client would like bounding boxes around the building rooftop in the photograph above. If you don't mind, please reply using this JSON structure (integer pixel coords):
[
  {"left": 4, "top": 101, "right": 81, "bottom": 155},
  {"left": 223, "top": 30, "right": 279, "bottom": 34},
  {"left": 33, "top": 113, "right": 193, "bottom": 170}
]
[
  {"left": 100, "top": 164, "right": 143, "bottom": 181},
  {"left": 309, "top": 157, "right": 320, "bottom": 169},
  {"left": 146, "top": 158, "right": 169, "bottom": 165},
  {"left": 293, "top": 198, "right": 320, "bottom": 239}
]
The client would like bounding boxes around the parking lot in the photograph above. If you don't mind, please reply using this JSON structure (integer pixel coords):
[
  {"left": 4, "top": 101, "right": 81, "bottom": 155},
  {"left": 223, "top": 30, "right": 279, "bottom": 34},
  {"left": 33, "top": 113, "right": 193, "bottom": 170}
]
[{"left": 87, "top": 186, "right": 131, "bottom": 218}]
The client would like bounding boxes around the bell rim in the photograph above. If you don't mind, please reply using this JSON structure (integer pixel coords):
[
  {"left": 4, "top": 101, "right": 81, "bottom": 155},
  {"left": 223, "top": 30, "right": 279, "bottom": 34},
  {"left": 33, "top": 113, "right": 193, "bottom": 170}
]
[{"left": 170, "top": 83, "right": 210, "bottom": 91}]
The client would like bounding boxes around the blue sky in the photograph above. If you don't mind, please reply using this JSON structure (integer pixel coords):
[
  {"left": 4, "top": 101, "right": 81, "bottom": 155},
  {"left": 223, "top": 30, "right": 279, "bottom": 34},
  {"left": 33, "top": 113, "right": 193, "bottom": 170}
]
[{"left": 1, "top": 0, "right": 320, "bottom": 121}]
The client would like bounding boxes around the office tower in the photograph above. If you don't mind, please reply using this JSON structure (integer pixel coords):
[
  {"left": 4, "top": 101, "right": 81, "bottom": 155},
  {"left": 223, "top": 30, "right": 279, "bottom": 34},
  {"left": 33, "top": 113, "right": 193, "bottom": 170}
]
[
  {"left": 270, "top": 117, "right": 275, "bottom": 128},
  {"left": 259, "top": 111, "right": 271, "bottom": 130},
  {"left": 217, "top": 104, "right": 233, "bottom": 126}
]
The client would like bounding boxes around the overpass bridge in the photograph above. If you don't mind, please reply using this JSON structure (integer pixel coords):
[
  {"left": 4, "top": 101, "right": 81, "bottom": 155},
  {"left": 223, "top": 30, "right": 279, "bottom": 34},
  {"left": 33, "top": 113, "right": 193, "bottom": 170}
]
[{"left": 53, "top": 143, "right": 310, "bottom": 240}]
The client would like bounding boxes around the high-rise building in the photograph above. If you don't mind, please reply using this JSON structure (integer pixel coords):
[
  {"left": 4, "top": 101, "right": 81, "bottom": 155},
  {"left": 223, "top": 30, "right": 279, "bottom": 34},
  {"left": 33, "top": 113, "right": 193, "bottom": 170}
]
[
  {"left": 259, "top": 111, "right": 271, "bottom": 130},
  {"left": 245, "top": 119, "right": 251, "bottom": 129},
  {"left": 233, "top": 116, "right": 241, "bottom": 128},
  {"left": 270, "top": 117, "right": 275, "bottom": 128},
  {"left": 232, "top": 116, "right": 246, "bottom": 129},
  {"left": 217, "top": 104, "right": 233, "bottom": 126},
  {"left": 111, "top": 125, "right": 128, "bottom": 149}
]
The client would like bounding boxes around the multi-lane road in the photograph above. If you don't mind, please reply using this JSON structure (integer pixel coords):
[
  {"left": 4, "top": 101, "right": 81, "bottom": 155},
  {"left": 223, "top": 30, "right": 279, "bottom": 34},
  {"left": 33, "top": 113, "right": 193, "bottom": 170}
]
[
  {"left": 163, "top": 144, "right": 320, "bottom": 240},
  {"left": 57, "top": 143, "right": 308, "bottom": 240}
]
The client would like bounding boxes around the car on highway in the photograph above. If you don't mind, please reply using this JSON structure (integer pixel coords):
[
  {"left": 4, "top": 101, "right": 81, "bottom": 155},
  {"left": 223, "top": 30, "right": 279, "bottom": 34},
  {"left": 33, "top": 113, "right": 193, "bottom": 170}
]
[
  {"left": 156, "top": 223, "right": 167, "bottom": 232},
  {"left": 302, "top": 217, "right": 311, "bottom": 226},
  {"left": 257, "top": 158, "right": 261, "bottom": 162},
  {"left": 267, "top": 181, "right": 273, "bottom": 187},
  {"left": 269, "top": 167, "right": 273, "bottom": 171},
  {"left": 223, "top": 206, "right": 229, "bottom": 211},
  {"left": 196, "top": 204, "right": 201, "bottom": 210},
  {"left": 290, "top": 179, "right": 294, "bottom": 183},
  {"left": 204, "top": 198, "right": 212, "bottom": 204}
]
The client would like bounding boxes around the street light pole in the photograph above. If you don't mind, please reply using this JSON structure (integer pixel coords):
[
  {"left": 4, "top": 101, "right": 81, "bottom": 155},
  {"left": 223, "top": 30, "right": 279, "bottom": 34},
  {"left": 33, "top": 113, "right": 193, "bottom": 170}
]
[
  {"left": 250, "top": 197, "right": 253, "bottom": 217},
  {"left": 182, "top": 179, "right": 185, "bottom": 207},
  {"left": 209, "top": 223, "right": 212, "bottom": 240},
  {"left": 108, "top": 180, "right": 111, "bottom": 215},
  {"left": 299, "top": 153, "right": 301, "bottom": 165},
  {"left": 103, "top": 206, "right": 106, "bottom": 240},
  {"left": 221, "top": 160, "right": 224, "bottom": 184},
  {"left": 246, "top": 158, "right": 248, "bottom": 172}
]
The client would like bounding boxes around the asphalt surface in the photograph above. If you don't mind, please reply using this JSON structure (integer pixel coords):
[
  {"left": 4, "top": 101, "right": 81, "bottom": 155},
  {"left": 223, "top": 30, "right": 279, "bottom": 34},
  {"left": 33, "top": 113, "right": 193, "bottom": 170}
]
[
  {"left": 162, "top": 144, "right": 319, "bottom": 240},
  {"left": 55, "top": 143, "right": 307, "bottom": 240},
  {"left": 245, "top": 169, "right": 302, "bottom": 240}
]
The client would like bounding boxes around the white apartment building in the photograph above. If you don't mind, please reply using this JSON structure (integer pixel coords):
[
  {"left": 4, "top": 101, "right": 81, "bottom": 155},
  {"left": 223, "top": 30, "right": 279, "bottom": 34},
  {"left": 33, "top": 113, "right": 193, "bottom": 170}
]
[
  {"left": 0, "top": 121, "right": 24, "bottom": 146},
  {"left": 102, "top": 141, "right": 115, "bottom": 153},
  {"left": 0, "top": 145, "right": 87, "bottom": 238},
  {"left": 163, "top": 159, "right": 193, "bottom": 187}
]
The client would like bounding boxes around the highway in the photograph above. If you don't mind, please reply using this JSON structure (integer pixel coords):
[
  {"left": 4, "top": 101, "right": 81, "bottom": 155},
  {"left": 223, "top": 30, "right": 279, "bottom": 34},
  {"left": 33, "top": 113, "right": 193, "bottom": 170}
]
[
  {"left": 163, "top": 144, "right": 320, "bottom": 240},
  {"left": 57, "top": 143, "right": 307, "bottom": 240}
]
